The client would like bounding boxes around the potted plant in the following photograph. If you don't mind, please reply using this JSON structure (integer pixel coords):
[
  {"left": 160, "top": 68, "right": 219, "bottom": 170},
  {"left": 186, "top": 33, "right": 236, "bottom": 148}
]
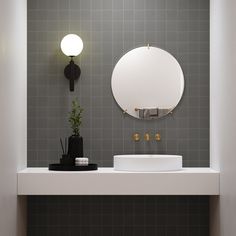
[{"left": 68, "top": 98, "right": 84, "bottom": 159}]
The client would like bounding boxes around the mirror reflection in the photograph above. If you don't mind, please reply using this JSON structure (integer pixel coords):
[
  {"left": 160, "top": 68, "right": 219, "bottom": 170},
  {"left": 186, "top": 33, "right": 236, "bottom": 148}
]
[{"left": 111, "top": 46, "right": 185, "bottom": 119}]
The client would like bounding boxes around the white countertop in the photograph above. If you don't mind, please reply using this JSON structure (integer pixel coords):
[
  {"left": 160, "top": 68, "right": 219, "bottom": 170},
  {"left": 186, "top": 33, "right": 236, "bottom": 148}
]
[{"left": 17, "top": 167, "right": 220, "bottom": 195}]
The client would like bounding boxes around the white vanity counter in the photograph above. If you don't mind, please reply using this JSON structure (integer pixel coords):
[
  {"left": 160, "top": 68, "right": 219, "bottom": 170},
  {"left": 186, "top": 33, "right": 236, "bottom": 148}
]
[{"left": 17, "top": 168, "right": 219, "bottom": 195}]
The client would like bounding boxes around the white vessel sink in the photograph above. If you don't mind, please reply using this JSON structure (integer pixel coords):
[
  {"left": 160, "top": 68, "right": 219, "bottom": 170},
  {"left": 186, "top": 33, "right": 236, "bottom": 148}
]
[{"left": 114, "top": 154, "right": 182, "bottom": 172}]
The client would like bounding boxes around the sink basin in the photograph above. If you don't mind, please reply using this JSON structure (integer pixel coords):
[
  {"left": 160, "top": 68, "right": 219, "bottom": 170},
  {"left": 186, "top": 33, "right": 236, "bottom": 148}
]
[{"left": 114, "top": 154, "right": 182, "bottom": 172}]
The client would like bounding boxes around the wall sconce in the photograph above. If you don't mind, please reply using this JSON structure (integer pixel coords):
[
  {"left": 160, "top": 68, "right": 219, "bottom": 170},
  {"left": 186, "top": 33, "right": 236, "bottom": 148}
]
[{"left": 60, "top": 34, "right": 83, "bottom": 91}]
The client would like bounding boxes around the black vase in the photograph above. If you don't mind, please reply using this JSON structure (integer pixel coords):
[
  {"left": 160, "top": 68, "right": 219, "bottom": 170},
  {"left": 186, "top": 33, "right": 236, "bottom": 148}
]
[{"left": 68, "top": 135, "right": 83, "bottom": 159}]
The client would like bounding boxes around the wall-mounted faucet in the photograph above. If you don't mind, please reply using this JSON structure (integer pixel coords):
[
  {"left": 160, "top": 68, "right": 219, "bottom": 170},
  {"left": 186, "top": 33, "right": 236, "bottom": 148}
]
[
  {"left": 144, "top": 133, "right": 150, "bottom": 141},
  {"left": 132, "top": 132, "right": 161, "bottom": 142}
]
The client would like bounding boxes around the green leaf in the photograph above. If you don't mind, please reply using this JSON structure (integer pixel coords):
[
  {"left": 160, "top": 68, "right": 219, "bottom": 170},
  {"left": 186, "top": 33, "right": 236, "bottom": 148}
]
[{"left": 68, "top": 98, "right": 83, "bottom": 136}]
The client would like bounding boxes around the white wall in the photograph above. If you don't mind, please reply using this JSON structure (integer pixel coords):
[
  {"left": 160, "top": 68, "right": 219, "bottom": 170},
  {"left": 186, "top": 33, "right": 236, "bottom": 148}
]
[
  {"left": 0, "top": 0, "right": 27, "bottom": 235},
  {"left": 210, "top": 0, "right": 236, "bottom": 235}
]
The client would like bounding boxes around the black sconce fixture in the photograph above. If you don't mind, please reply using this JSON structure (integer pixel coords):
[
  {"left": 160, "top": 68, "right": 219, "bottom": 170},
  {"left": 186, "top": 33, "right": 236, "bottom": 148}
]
[{"left": 61, "top": 34, "right": 83, "bottom": 92}]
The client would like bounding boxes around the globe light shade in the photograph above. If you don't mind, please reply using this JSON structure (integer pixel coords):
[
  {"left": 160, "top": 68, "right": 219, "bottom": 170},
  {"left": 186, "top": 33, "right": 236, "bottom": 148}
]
[{"left": 60, "top": 34, "right": 83, "bottom": 57}]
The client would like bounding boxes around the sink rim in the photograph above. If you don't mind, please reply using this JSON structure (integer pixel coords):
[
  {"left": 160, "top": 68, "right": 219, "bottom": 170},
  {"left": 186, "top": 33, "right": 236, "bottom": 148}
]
[{"left": 114, "top": 154, "right": 182, "bottom": 159}]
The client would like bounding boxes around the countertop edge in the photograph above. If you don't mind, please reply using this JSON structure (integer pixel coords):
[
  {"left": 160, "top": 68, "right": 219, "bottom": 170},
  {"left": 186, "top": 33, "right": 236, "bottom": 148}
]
[{"left": 17, "top": 167, "right": 220, "bottom": 196}]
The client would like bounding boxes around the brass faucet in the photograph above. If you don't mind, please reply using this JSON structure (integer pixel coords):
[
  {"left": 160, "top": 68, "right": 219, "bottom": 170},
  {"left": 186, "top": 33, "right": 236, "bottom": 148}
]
[
  {"left": 132, "top": 132, "right": 161, "bottom": 142},
  {"left": 144, "top": 133, "right": 151, "bottom": 141}
]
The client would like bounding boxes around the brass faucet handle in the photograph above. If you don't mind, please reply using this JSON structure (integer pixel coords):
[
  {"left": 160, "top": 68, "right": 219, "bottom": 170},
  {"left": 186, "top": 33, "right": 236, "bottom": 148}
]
[
  {"left": 132, "top": 133, "right": 140, "bottom": 142},
  {"left": 155, "top": 133, "right": 161, "bottom": 141},
  {"left": 144, "top": 133, "right": 151, "bottom": 141}
]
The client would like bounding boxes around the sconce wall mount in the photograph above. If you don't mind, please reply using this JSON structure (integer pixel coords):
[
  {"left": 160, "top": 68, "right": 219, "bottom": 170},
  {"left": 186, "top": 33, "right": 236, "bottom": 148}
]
[
  {"left": 64, "top": 57, "right": 81, "bottom": 91},
  {"left": 60, "top": 34, "right": 83, "bottom": 92}
]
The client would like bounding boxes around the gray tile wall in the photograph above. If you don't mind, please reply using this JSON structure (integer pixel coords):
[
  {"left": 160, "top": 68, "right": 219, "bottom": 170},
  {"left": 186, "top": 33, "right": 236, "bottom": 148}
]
[
  {"left": 28, "top": 0, "right": 209, "bottom": 167},
  {"left": 28, "top": 196, "right": 209, "bottom": 236},
  {"left": 27, "top": 1, "right": 209, "bottom": 236}
]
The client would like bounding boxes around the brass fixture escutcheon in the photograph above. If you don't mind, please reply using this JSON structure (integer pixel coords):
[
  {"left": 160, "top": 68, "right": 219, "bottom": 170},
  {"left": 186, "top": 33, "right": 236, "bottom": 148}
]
[
  {"left": 132, "top": 133, "right": 140, "bottom": 142},
  {"left": 155, "top": 133, "right": 161, "bottom": 141}
]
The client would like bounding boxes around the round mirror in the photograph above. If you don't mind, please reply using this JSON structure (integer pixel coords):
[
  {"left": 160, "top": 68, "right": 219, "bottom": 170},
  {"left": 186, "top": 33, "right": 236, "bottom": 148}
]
[{"left": 111, "top": 46, "right": 184, "bottom": 119}]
